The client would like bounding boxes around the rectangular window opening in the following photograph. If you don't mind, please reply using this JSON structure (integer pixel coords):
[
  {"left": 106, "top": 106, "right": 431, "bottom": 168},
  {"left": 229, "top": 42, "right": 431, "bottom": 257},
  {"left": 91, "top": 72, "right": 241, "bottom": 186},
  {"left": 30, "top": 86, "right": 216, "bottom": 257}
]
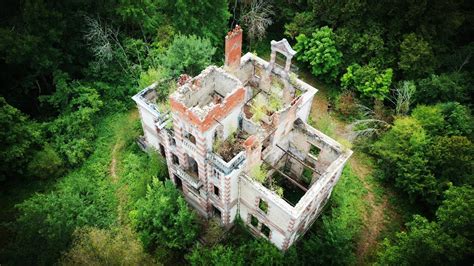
[
  {"left": 258, "top": 199, "right": 268, "bottom": 214},
  {"left": 261, "top": 224, "right": 271, "bottom": 238},
  {"left": 310, "top": 144, "right": 321, "bottom": 157},
  {"left": 250, "top": 215, "right": 259, "bottom": 227}
]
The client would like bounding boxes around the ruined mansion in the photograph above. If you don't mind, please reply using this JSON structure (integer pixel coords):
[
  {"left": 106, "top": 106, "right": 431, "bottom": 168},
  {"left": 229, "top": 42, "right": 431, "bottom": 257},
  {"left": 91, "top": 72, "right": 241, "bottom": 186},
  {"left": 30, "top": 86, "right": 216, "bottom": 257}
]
[{"left": 132, "top": 26, "right": 352, "bottom": 250}]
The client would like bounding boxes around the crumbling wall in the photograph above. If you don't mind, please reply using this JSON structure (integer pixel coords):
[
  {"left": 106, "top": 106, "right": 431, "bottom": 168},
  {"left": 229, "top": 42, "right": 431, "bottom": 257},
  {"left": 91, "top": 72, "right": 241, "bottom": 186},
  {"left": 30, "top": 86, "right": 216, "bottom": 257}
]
[{"left": 239, "top": 175, "right": 294, "bottom": 250}]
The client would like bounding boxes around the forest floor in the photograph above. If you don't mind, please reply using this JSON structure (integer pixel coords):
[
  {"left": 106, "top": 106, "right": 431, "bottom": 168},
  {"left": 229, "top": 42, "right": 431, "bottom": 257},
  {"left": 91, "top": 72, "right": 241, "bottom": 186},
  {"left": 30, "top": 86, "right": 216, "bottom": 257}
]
[{"left": 303, "top": 73, "right": 402, "bottom": 264}]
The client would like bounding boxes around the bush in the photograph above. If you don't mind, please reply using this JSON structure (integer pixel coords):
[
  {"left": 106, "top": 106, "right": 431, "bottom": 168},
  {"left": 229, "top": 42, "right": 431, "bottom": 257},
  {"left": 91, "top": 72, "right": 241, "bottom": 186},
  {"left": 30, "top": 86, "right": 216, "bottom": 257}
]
[
  {"left": 161, "top": 35, "right": 216, "bottom": 77},
  {"left": 294, "top": 26, "right": 343, "bottom": 81},
  {"left": 341, "top": 64, "right": 393, "bottom": 100},
  {"left": 130, "top": 179, "right": 199, "bottom": 250},
  {"left": 27, "top": 144, "right": 65, "bottom": 179}
]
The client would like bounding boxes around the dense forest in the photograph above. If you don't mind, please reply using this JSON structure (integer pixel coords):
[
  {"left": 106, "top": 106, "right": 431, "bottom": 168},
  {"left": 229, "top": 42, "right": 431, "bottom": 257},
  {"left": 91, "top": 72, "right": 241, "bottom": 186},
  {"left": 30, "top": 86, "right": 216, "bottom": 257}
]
[{"left": 1, "top": 0, "right": 473, "bottom": 265}]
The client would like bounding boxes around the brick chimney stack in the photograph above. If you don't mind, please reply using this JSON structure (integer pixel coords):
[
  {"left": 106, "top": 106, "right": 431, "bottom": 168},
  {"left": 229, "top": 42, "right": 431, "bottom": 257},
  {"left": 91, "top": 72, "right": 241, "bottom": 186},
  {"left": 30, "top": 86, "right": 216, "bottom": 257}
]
[{"left": 225, "top": 25, "right": 243, "bottom": 71}]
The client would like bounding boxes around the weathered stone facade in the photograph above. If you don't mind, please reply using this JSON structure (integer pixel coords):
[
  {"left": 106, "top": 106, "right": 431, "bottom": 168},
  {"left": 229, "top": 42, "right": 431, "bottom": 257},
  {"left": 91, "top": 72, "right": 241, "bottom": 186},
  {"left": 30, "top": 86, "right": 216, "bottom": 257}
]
[{"left": 132, "top": 26, "right": 352, "bottom": 250}]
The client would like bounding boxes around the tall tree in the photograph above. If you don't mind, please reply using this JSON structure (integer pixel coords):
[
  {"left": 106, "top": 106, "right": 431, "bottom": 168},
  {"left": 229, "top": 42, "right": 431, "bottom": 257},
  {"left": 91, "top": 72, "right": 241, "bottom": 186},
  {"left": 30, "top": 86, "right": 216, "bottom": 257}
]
[{"left": 172, "top": 0, "right": 231, "bottom": 46}]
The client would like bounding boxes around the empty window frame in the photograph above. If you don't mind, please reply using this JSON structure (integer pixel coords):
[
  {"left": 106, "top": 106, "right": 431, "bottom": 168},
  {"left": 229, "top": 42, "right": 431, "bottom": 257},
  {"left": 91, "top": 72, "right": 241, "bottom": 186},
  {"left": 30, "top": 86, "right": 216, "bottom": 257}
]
[
  {"left": 250, "top": 215, "right": 259, "bottom": 227},
  {"left": 261, "top": 224, "right": 271, "bottom": 238},
  {"left": 214, "top": 185, "right": 220, "bottom": 197},
  {"left": 172, "top": 154, "right": 180, "bottom": 165},
  {"left": 258, "top": 199, "right": 268, "bottom": 214},
  {"left": 185, "top": 131, "right": 196, "bottom": 144},
  {"left": 309, "top": 144, "right": 321, "bottom": 157}
]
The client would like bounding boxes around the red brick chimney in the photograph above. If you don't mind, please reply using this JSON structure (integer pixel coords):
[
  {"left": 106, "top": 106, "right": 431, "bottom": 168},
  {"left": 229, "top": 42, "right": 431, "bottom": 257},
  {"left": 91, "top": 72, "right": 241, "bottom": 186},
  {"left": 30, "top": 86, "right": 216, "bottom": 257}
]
[{"left": 225, "top": 25, "right": 243, "bottom": 71}]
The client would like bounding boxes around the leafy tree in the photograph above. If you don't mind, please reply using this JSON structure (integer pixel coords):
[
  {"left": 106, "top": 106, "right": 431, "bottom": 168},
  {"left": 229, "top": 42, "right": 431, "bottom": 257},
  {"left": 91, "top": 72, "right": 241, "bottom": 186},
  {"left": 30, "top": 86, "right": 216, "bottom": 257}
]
[
  {"left": 27, "top": 144, "right": 65, "bottom": 179},
  {"left": 161, "top": 35, "right": 216, "bottom": 77},
  {"left": 410, "top": 105, "right": 446, "bottom": 136},
  {"left": 242, "top": 239, "right": 284, "bottom": 265},
  {"left": 61, "top": 226, "right": 154, "bottom": 265},
  {"left": 294, "top": 26, "right": 343, "bottom": 80},
  {"left": 436, "top": 185, "right": 474, "bottom": 240},
  {"left": 415, "top": 72, "right": 471, "bottom": 104},
  {"left": 115, "top": 0, "right": 168, "bottom": 38},
  {"left": 412, "top": 103, "right": 473, "bottom": 138},
  {"left": 438, "top": 102, "right": 473, "bottom": 138},
  {"left": 378, "top": 186, "right": 473, "bottom": 265},
  {"left": 130, "top": 179, "right": 198, "bottom": 250},
  {"left": 172, "top": 0, "right": 230, "bottom": 46},
  {"left": 428, "top": 136, "right": 474, "bottom": 187},
  {"left": 284, "top": 11, "right": 317, "bottom": 39},
  {"left": 0, "top": 97, "right": 40, "bottom": 182},
  {"left": 372, "top": 117, "right": 437, "bottom": 204},
  {"left": 399, "top": 33, "right": 436, "bottom": 79},
  {"left": 341, "top": 64, "right": 393, "bottom": 100},
  {"left": 40, "top": 72, "right": 104, "bottom": 166},
  {"left": 334, "top": 25, "right": 391, "bottom": 68},
  {"left": 377, "top": 215, "right": 467, "bottom": 265}
]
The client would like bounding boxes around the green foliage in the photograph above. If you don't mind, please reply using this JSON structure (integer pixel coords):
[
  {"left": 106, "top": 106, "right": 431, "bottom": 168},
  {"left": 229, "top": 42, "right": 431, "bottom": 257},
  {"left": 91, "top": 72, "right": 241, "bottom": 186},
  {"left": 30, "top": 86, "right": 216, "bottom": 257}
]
[
  {"left": 374, "top": 104, "right": 473, "bottom": 208},
  {"left": 372, "top": 117, "right": 436, "bottom": 204},
  {"left": 341, "top": 64, "right": 393, "bottom": 100},
  {"left": 412, "top": 102, "right": 473, "bottom": 138},
  {"left": 288, "top": 167, "right": 365, "bottom": 265},
  {"left": 268, "top": 86, "right": 283, "bottom": 113},
  {"left": 313, "top": 113, "right": 335, "bottom": 137},
  {"left": 250, "top": 163, "right": 268, "bottom": 183},
  {"left": 378, "top": 186, "right": 474, "bottom": 265},
  {"left": 415, "top": 72, "right": 471, "bottom": 104},
  {"left": 0, "top": 97, "right": 40, "bottom": 181},
  {"left": 27, "top": 144, "right": 65, "bottom": 179},
  {"left": 131, "top": 179, "right": 199, "bottom": 250},
  {"left": 61, "top": 226, "right": 155, "bottom": 265},
  {"left": 334, "top": 25, "right": 391, "bottom": 68},
  {"left": 115, "top": 0, "right": 168, "bottom": 38},
  {"left": 187, "top": 239, "right": 283, "bottom": 266},
  {"left": 172, "top": 0, "right": 230, "bottom": 46},
  {"left": 428, "top": 136, "right": 474, "bottom": 187},
  {"left": 302, "top": 167, "right": 313, "bottom": 184},
  {"left": 122, "top": 151, "right": 169, "bottom": 202},
  {"left": 46, "top": 86, "right": 103, "bottom": 166},
  {"left": 250, "top": 94, "right": 268, "bottom": 123},
  {"left": 398, "top": 33, "right": 436, "bottom": 79},
  {"left": 187, "top": 244, "right": 244, "bottom": 266},
  {"left": 258, "top": 199, "right": 269, "bottom": 213},
  {"left": 295, "top": 26, "right": 343, "bottom": 80},
  {"left": 436, "top": 185, "right": 474, "bottom": 239},
  {"left": 39, "top": 72, "right": 104, "bottom": 167},
  {"left": 14, "top": 175, "right": 117, "bottom": 264},
  {"left": 161, "top": 35, "right": 216, "bottom": 77},
  {"left": 138, "top": 67, "right": 168, "bottom": 90}
]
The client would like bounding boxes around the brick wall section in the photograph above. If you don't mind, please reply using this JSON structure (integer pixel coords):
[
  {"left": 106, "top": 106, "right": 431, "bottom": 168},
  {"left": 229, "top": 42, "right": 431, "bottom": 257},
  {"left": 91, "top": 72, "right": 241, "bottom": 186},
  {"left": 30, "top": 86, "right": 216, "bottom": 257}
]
[
  {"left": 170, "top": 87, "right": 245, "bottom": 133},
  {"left": 225, "top": 25, "right": 243, "bottom": 70}
]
